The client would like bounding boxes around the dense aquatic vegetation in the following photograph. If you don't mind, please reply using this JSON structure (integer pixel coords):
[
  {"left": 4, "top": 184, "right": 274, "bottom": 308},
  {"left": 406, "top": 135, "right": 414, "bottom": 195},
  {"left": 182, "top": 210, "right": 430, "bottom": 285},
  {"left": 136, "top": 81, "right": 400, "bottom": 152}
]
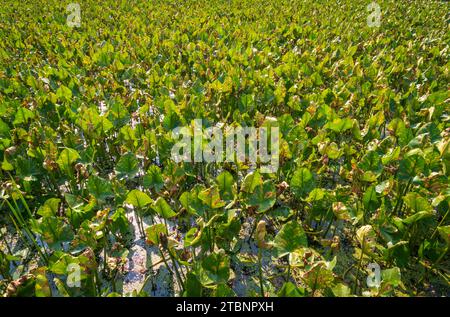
[{"left": 0, "top": 0, "right": 448, "bottom": 297}]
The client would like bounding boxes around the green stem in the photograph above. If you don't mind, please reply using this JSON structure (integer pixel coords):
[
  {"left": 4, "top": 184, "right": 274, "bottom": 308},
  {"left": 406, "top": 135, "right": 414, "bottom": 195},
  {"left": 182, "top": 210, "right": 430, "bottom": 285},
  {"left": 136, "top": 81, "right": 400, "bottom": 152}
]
[
  {"left": 258, "top": 247, "right": 264, "bottom": 297},
  {"left": 353, "top": 239, "right": 365, "bottom": 294},
  {"left": 431, "top": 209, "right": 449, "bottom": 240}
]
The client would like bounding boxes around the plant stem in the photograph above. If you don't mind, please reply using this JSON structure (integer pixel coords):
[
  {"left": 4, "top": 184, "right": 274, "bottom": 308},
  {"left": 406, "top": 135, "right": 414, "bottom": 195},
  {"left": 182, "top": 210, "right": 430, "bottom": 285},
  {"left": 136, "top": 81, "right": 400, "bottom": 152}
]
[
  {"left": 258, "top": 247, "right": 264, "bottom": 297},
  {"left": 353, "top": 239, "right": 365, "bottom": 294}
]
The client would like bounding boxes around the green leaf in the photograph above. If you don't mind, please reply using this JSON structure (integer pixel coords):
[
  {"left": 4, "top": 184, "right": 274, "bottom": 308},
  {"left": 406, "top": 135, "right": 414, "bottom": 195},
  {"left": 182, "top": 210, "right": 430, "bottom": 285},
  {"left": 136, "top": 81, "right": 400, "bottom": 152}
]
[
  {"left": 274, "top": 221, "right": 308, "bottom": 257},
  {"left": 56, "top": 148, "right": 80, "bottom": 171},
  {"left": 245, "top": 180, "right": 276, "bottom": 212},
  {"left": 31, "top": 216, "right": 74, "bottom": 249},
  {"left": 198, "top": 186, "right": 225, "bottom": 209},
  {"left": 382, "top": 147, "right": 400, "bottom": 165},
  {"left": 216, "top": 171, "right": 235, "bottom": 201},
  {"left": 201, "top": 250, "right": 230, "bottom": 284},
  {"left": 13, "top": 107, "right": 35, "bottom": 125},
  {"left": 358, "top": 151, "right": 383, "bottom": 176},
  {"left": 143, "top": 165, "right": 164, "bottom": 192},
  {"left": 152, "top": 197, "right": 177, "bottom": 218},
  {"left": 179, "top": 185, "right": 207, "bottom": 216},
  {"left": 37, "top": 198, "right": 61, "bottom": 217},
  {"left": 145, "top": 223, "right": 167, "bottom": 245},
  {"left": 115, "top": 152, "right": 139, "bottom": 180},
  {"left": 403, "top": 192, "right": 432, "bottom": 213},
  {"left": 331, "top": 283, "right": 352, "bottom": 297},
  {"left": 240, "top": 170, "right": 263, "bottom": 193},
  {"left": 381, "top": 267, "right": 402, "bottom": 287},
  {"left": 214, "top": 284, "right": 235, "bottom": 297},
  {"left": 324, "top": 142, "right": 341, "bottom": 159},
  {"left": 290, "top": 167, "right": 315, "bottom": 198},
  {"left": 125, "top": 190, "right": 153, "bottom": 209},
  {"left": 327, "top": 117, "right": 354, "bottom": 133},
  {"left": 0, "top": 118, "right": 11, "bottom": 138},
  {"left": 388, "top": 118, "right": 413, "bottom": 146},
  {"left": 184, "top": 227, "right": 202, "bottom": 247},
  {"left": 398, "top": 151, "right": 425, "bottom": 181},
  {"left": 56, "top": 85, "right": 72, "bottom": 102},
  {"left": 35, "top": 267, "right": 51, "bottom": 297},
  {"left": 87, "top": 175, "right": 113, "bottom": 201},
  {"left": 306, "top": 188, "right": 325, "bottom": 202},
  {"left": 110, "top": 208, "right": 129, "bottom": 235},
  {"left": 437, "top": 226, "right": 450, "bottom": 245},
  {"left": 183, "top": 272, "right": 203, "bottom": 297},
  {"left": 277, "top": 282, "right": 305, "bottom": 297},
  {"left": 402, "top": 211, "right": 433, "bottom": 225},
  {"left": 363, "top": 186, "right": 380, "bottom": 211},
  {"left": 2, "top": 157, "right": 14, "bottom": 171}
]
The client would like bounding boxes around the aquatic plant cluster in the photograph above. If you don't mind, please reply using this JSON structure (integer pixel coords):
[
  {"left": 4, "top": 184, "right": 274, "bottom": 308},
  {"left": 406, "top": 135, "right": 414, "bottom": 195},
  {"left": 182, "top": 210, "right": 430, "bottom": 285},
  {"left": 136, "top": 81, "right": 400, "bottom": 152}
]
[{"left": 0, "top": 0, "right": 448, "bottom": 297}]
